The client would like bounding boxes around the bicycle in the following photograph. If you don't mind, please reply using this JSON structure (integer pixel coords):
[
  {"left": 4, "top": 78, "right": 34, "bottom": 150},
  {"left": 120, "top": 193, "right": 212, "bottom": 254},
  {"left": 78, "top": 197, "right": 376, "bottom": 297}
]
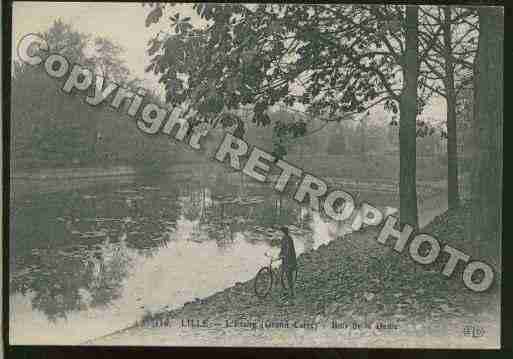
[{"left": 254, "top": 252, "right": 298, "bottom": 299}]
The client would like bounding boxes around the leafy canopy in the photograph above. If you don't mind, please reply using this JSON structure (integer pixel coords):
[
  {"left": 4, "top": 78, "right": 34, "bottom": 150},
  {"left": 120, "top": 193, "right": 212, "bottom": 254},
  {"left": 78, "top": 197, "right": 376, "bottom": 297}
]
[{"left": 143, "top": 4, "right": 475, "bottom": 150}]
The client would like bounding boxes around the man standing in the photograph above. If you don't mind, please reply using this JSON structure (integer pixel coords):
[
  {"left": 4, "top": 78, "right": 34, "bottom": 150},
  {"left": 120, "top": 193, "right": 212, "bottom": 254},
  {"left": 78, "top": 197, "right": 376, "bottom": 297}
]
[{"left": 279, "top": 226, "right": 297, "bottom": 299}]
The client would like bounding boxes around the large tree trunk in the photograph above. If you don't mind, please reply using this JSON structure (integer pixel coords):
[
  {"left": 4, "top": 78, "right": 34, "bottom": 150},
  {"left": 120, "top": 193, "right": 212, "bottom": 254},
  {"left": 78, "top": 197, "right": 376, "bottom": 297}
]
[
  {"left": 471, "top": 7, "right": 503, "bottom": 243},
  {"left": 359, "top": 114, "right": 367, "bottom": 155},
  {"left": 443, "top": 6, "right": 460, "bottom": 210},
  {"left": 399, "top": 5, "right": 419, "bottom": 228}
]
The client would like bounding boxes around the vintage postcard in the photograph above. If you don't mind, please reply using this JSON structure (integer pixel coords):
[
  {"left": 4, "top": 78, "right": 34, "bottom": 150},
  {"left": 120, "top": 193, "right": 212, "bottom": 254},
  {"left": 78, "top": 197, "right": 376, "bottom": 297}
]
[{"left": 7, "top": 2, "right": 502, "bottom": 348}]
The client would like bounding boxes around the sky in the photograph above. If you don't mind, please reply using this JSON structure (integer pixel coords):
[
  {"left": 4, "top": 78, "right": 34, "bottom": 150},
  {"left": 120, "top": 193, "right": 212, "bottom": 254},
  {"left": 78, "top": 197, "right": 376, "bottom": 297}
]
[
  {"left": 12, "top": 2, "right": 202, "bottom": 90},
  {"left": 11, "top": 2, "right": 446, "bottom": 123}
]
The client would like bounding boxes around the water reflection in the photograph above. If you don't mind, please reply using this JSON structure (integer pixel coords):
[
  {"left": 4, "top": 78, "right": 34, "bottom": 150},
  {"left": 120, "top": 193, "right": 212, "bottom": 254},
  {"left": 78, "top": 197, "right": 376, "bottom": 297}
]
[{"left": 10, "top": 173, "right": 397, "bottom": 344}]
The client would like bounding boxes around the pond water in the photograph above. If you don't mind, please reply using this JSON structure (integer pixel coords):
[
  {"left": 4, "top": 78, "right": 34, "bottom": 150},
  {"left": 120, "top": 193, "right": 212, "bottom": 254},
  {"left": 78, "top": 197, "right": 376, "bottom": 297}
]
[{"left": 9, "top": 172, "right": 400, "bottom": 344}]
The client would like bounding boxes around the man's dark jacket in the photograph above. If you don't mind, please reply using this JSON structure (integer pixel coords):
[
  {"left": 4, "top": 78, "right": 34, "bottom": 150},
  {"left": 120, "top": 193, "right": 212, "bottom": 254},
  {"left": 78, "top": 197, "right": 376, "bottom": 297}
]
[{"left": 280, "top": 233, "right": 297, "bottom": 270}]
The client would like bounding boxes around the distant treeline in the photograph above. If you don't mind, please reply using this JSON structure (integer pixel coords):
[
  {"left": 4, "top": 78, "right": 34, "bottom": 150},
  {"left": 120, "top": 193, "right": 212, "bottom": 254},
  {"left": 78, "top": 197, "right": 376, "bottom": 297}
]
[{"left": 11, "top": 20, "right": 472, "bottom": 173}]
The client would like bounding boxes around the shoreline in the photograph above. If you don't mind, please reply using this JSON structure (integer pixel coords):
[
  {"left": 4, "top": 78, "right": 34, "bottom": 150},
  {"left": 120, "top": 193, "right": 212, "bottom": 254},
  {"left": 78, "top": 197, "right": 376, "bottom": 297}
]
[
  {"left": 10, "top": 164, "right": 447, "bottom": 200},
  {"left": 85, "top": 205, "right": 499, "bottom": 346}
]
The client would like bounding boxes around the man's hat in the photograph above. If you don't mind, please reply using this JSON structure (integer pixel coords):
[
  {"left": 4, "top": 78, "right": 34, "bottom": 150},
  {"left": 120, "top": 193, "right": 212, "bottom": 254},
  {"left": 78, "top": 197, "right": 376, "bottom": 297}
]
[{"left": 280, "top": 226, "right": 289, "bottom": 234}]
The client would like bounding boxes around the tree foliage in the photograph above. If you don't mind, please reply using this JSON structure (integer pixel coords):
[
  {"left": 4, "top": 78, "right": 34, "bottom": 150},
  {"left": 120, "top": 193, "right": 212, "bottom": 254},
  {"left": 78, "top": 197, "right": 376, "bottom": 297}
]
[
  {"left": 144, "top": 4, "right": 434, "bottom": 225},
  {"left": 142, "top": 5, "right": 462, "bottom": 154},
  {"left": 11, "top": 20, "right": 140, "bottom": 165}
]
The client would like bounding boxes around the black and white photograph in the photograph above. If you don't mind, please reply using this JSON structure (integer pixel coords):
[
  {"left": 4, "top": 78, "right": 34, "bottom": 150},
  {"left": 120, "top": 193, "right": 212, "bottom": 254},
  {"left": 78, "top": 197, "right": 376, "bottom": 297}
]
[{"left": 6, "top": 2, "right": 503, "bottom": 348}]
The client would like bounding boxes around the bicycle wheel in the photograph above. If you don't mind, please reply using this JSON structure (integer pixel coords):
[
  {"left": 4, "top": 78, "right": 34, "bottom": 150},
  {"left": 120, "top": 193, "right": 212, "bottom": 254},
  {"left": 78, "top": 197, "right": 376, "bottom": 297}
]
[
  {"left": 280, "top": 267, "right": 298, "bottom": 291},
  {"left": 254, "top": 267, "right": 273, "bottom": 299}
]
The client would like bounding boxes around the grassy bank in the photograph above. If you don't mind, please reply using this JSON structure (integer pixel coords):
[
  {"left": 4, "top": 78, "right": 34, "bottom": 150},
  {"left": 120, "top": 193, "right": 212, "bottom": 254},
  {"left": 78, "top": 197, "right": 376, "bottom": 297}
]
[{"left": 91, "top": 204, "right": 499, "bottom": 346}]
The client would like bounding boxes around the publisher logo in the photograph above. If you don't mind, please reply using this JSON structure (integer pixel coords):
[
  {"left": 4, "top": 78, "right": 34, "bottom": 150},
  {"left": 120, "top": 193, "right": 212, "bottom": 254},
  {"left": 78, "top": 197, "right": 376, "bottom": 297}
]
[{"left": 463, "top": 325, "right": 485, "bottom": 338}]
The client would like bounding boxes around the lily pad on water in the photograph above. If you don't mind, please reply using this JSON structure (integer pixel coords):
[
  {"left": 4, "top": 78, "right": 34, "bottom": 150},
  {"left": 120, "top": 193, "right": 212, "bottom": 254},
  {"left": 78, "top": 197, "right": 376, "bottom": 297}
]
[
  {"left": 88, "top": 218, "right": 124, "bottom": 222},
  {"left": 363, "top": 292, "right": 376, "bottom": 301},
  {"left": 126, "top": 196, "right": 145, "bottom": 201},
  {"left": 439, "top": 304, "right": 452, "bottom": 312},
  {"left": 80, "top": 230, "right": 108, "bottom": 238}
]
